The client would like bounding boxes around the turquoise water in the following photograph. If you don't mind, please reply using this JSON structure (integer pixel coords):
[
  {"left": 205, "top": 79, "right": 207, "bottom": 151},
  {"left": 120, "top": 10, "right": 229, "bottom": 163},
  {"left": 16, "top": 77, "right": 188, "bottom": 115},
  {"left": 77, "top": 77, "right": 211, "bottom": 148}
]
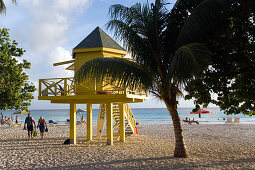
[{"left": 1, "top": 107, "right": 254, "bottom": 124}]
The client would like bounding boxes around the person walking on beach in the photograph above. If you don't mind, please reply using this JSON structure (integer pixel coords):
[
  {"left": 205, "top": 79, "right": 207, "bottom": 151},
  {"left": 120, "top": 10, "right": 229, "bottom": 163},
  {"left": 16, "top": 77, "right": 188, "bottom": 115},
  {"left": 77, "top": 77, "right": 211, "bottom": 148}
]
[
  {"left": 37, "top": 117, "right": 47, "bottom": 139},
  {"left": 24, "top": 113, "right": 36, "bottom": 139},
  {"left": 15, "top": 116, "right": 18, "bottom": 124}
]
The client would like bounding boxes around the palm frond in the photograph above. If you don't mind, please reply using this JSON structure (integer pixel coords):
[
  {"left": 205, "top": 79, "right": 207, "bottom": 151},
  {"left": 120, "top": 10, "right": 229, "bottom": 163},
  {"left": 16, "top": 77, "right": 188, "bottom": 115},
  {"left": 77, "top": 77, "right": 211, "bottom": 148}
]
[
  {"left": 106, "top": 19, "right": 158, "bottom": 71},
  {"left": 170, "top": 43, "right": 212, "bottom": 84},
  {"left": 176, "top": 0, "right": 229, "bottom": 48},
  {"left": 0, "top": 0, "right": 16, "bottom": 14},
  {"left": 106, "top": 1, "right": 170, "bottom": 76},
  {"left": 76, "top": 58, "right": 153, "bottom": 90},
  {"left": 0, "top": 0, "right": 6, "bottom": 14}
]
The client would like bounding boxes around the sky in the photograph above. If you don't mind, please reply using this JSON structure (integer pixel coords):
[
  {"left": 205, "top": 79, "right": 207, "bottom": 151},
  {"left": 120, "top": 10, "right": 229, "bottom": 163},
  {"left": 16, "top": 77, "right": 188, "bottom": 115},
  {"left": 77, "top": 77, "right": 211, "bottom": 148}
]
[{"left": 0, "top": 0, "right": 215, "bottom": 110}]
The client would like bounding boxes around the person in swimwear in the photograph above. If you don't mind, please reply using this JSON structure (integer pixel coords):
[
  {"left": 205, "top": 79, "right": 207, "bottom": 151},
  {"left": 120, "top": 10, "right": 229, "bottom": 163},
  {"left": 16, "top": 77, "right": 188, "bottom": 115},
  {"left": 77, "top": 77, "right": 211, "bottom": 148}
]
[
  {"left": 24, "top": 113, "right": 36, "bottom": 139},
  {"left": 37, "top": 116, "right": 47, "bottom": 139}
]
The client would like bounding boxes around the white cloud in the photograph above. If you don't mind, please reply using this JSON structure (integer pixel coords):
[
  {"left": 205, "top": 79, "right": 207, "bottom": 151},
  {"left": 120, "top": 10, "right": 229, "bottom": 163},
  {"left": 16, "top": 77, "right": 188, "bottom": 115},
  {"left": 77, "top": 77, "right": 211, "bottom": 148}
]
[
  {"left": 47, "top": 46, "right": 74, "bottom": 78},
  {"left": 20, "top": 0, "right": 92, "bottom": 51},
  {"left": 11, "top": 0, "right": 94, "bottom": 80},
  {"left": 54, "top": 0, "right": 92, "bottom": 12}
]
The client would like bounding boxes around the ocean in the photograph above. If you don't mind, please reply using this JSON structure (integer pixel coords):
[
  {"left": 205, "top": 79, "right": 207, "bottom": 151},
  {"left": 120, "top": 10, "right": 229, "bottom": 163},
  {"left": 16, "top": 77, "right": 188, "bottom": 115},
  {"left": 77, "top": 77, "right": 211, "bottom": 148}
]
[{"left": 1, "top": 107, "right": 254, "bottom": 125}]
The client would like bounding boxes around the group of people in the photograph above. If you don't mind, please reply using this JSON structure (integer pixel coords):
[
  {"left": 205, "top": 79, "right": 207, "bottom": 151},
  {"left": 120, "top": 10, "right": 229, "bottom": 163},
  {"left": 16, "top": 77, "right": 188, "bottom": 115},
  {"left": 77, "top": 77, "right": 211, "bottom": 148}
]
[
  {"left": 183, "top": 117, "right": 199, "bottom": 124},
  {"left": 24, "top": 113, "right": 48, "bottom": 139},
  {"left": 2, "top": 112, "right": 87, "bottom": 140},
  {"left": 0, "top": 113, "right": 19, "bottom": 125}
]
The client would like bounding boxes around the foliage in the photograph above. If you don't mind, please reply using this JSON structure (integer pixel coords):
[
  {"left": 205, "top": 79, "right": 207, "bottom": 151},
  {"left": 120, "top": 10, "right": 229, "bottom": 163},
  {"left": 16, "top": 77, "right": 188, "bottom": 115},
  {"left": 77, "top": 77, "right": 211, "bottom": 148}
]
[
  {"left": 182, "top": 0, "right": 255, "bottom": 115},
  {"left": 0, "top": 28, "right": 35, "bottom": 110},
  {"left": 0, "top": 0, "right": 16, "bottom": 14}
]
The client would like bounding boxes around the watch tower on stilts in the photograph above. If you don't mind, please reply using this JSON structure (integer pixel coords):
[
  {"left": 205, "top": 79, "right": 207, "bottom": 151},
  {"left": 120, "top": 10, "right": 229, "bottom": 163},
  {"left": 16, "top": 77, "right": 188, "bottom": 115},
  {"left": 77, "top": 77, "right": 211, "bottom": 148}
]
[{"left": 38, "top": 27, "right": 148, "bottom": 145}]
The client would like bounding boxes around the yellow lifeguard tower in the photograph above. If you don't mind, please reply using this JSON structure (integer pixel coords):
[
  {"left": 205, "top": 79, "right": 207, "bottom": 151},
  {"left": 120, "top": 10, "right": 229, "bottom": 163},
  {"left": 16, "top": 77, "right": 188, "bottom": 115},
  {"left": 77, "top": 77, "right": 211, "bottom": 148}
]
[{"left": 38, "top": 27, "right": 148, "bottom": 145}]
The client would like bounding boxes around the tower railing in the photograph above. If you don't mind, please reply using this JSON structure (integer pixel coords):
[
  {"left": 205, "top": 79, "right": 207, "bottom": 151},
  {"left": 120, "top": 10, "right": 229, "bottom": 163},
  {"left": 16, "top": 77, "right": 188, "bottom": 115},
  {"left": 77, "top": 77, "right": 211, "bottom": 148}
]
[
  {"left": 39, "top": 77, "right": 75, "bottom": 97},
  {"left": 124, "top": 104, "right": 136, "bottom": 133},
  {"left": 39, "top": 77, "right": 148, "bottom": 98}
]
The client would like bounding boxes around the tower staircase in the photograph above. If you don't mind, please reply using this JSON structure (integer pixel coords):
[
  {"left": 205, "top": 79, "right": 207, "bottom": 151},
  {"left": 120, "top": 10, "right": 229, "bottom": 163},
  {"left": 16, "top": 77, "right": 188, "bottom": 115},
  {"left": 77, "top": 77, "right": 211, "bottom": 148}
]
[{"left": 96, "top": 103, "right": 137, "bottom": 140}]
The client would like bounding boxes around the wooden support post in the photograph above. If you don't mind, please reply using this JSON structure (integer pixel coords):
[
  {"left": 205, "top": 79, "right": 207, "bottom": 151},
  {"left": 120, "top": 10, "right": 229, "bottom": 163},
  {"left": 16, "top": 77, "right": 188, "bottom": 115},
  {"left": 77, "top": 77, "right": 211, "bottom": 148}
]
[
  {"left": 70, "top": 103, "right": 76, "bottom": 144},
  {"left": 119, "top": 103, "right": 125, "bottom": 142},
  {"left": 39, "top": 79, "right": 42, "bottom": 97},
  {"left": 54, "top": 83, "right": 57, "bottom": 96},
  {"left": 106, "top": 102, "right": 113, "bottom": 145},
  {"left": 87, "top": 103, "right": 92, "bottom": 141},
  {"left": 64, "top": 79, "right": 67, "bottom": 96}
]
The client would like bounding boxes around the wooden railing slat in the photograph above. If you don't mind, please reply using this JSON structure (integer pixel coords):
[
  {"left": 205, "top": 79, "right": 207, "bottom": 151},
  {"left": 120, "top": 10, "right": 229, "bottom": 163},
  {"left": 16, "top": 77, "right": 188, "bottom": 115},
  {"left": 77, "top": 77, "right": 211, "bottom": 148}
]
[{"left": 39, "top": 77, "right": 147, "bottom": 97}]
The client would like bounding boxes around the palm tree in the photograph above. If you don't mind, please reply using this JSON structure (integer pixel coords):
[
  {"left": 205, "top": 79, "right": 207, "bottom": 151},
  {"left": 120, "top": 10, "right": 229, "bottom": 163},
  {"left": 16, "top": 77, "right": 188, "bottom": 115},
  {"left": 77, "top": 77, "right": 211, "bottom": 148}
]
[
  {"left": 76, "top": 0, "right": 211, "bottom": 158},
  {"left": 0, "top": 0, "right": 16, "bottom": 14},
  {"left": 76, "top": 0, "right": 223, "bottom": 157}
]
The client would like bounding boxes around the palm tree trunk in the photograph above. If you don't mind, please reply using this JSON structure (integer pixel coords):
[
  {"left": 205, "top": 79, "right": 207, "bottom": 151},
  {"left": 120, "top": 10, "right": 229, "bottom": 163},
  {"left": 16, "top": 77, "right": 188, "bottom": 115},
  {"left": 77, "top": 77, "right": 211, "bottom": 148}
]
[{"left": 163, "top": 95, "right": 188, "bottom": 158}]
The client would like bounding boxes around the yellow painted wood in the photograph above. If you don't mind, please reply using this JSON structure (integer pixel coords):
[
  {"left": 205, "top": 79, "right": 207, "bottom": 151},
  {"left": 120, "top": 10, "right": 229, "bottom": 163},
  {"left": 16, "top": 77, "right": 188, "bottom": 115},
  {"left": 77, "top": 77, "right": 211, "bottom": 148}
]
[
  {"left": 75, "top": 50, "right": 103, "bottom": 95},
  {"left": 119, "top": 103, "right": 125, "bottom": 142},
  {"left": 65, "top": 63, "right": 74, "bottom": 70},
  {"left": 106, "top": 102, "right": 113, "bottom": 145},
  {"left": 124, "top": 104, "right": 136, "bottom": 134},
  {"left": 40, "top": 77, "right": 76, "bottom": 97},
  {"left": 39, "top": 93, "right": 147, "bottom": 101},
  {"left": 87, "top": 103, "right": 92, "bottom": 141},
  {"left": 42, "top": 81, "right": 55, "bottom": 94},
  {"left": 70, "top": 103, "right": 76, "bottom": 144},
  {"left": 73, "top": 47, "right": 126, "bottom": 55},
  {"left": 96, "top": 104, "right": 106, "bottom": 139},
  {"left": 73, "top": 46, "right": 126, "bottom": 96},
  {"left": 64, "top": 79, "right": 67, "bottom": 96},
  {"left": 48, "top": 98, "right": 145, "bottom": 104},
  {"left": 53, "top": 59, "right": 75, "bottom": 66},
  {"left": 54, "top": 83, "right": 57, "bottom": 95},
  {"left": 39, "top": 79, "right": 42, "bottom": 97},
  {"left": 40, "top": 77, "right": 73, "bottom": 81}
]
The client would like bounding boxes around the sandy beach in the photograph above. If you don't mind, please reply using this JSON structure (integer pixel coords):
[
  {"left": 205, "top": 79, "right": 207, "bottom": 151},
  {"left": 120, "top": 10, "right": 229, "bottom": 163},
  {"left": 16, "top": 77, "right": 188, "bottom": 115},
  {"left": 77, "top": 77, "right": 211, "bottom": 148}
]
[{"left": 0, "top": 123, "right": 255, "bottom": 169}]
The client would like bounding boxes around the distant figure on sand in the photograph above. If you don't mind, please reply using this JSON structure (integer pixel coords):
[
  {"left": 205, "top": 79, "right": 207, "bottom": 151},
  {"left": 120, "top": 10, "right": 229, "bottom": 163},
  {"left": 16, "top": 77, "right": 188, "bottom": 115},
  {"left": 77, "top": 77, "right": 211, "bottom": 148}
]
[
  {"left": 183, "top": 117, "right": 189, "bottom": 122},
  {"left": 24, "top": 113, "right": 36, "bottom": 139},
  {"left": 37, "top": 117, "right": 47, "bottom": 139},
  {"left": 15, "top": 116, "right": 18, "bottom": 124},
  {"left": 81, "top": 116, "right": 86, "bottom": 124},
  {"left": 0, "top": 114, "right": 4, "bottom": 125},
  {"left": 11, "top": 115, "right": 14, "bottom": 121},
  {"left": 183, "top": 117, "right": 199, "bottom": 124}
]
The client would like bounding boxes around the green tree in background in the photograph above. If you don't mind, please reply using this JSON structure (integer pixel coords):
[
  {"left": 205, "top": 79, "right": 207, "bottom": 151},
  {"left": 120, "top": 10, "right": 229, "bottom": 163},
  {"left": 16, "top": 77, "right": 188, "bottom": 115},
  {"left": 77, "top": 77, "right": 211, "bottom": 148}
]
[
  {"left": 0, "top": 28, "right": 35, "bottom": 110},
  {"left": 177, "top": 0, "right": 255, "bottom": 115},
  {"left": 0, "top": 0, "right": 16, "bottom": 14}
]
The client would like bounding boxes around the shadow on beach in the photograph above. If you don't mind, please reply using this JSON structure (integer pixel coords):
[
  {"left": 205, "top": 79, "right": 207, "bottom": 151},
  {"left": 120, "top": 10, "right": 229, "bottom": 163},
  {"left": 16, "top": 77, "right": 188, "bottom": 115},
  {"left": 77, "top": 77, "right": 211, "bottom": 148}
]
[{"left": 31, "top": 157, "right": 255, "bottom": 170}]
